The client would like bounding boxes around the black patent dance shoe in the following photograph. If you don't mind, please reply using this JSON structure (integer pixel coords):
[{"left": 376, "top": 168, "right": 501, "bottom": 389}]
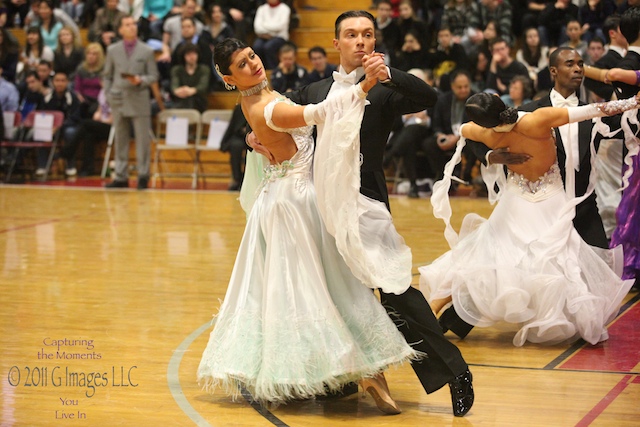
[{"left": 449, "top": 369, "right": 474, "bottom": 417}]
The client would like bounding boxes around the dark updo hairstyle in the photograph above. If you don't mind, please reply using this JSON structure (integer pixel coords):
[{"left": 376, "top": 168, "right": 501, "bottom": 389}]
[
  {"left": 214, "top": 38, "right": 248, "bottom": 76},
  {"left": 465, "top": 92, "right": 518, "bottom": 128}
]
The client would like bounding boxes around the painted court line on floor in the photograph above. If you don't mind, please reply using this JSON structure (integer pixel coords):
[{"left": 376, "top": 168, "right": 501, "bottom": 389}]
[
  {"left": 168, "top": 320, "right": 289, "bottom": 426},
  {"left": 575, "top": 374, "right": 635, "bottom": 427}
]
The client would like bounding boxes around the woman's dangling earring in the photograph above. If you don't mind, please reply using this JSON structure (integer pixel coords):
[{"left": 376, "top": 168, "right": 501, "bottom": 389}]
[{"left": 215, "top": 64, "right": 235, "bottom": 91}]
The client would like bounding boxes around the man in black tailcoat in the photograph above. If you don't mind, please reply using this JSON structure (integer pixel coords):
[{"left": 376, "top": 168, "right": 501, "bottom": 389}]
[{"left": 285, "top": 10, "right": 474, "bottom": 417}]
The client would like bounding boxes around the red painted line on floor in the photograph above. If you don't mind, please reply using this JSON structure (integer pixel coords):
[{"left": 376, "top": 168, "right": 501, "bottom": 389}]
[
  {"left": 559, "top": 298, "right": 640, "bottom": 372},
  {"left": 0, "top": 218, "right": 61, "bottom": 234},
  {"left": 575, "top": 375, "right": 633, "bottom": 427}
]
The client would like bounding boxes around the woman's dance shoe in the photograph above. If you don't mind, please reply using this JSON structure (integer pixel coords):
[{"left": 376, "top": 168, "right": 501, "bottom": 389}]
[{"left": 360, "top": 376, "right": 401, "bottom": 415}]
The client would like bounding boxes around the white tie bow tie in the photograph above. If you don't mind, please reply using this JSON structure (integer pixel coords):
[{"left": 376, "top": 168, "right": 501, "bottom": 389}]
[
  {"left": 332, "top": 70, "right": 357, "bottom": 85},
  {"left": 552, "top": 96, "right": 579, "bottom": 108}
]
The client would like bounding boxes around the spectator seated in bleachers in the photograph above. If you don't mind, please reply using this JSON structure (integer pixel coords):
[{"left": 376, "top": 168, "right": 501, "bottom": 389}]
[
  {"left": 36, "top": 0, "right": 64, "bottom": 50},
  {"left": 88, "top": 0, "right": 126, "bottom": 49},
  {"left": 579, "top": 0, "right": 617, "bottom": 43},
  {"left": 394, "top": 29, "right": 431, "bottom": 72},
  {"left": 62, "top": 88, "right": 111, "bottom": 176},
  {"left": 139, "top": 0, "right": 173, "bottom": 41},
  {"left": 466, "top": 0, "right": 513, "bottom": 54},
  {"left": 53, "top": 25, "right": 84, "bottom": 79},
  {"left": 0, "top": 27, "right": 20, "bottom": 83},
  {"left": 538, "top": 0, "right": 578, "bottom": 47},
  {"left": 499, "top": 74, "right": 533, "bottom": 108},
  {"left": 24, "top": 0, "right": 80, "bottom": 40},
  {"left": 383, "top": 67, "right": 435, "bottom": 198},
  {"left": 74, "top": 42, "right": 104, "bottom": 119},
  {"left": 60, "top": 0, "right": 84, "bottom": 26},
  {"left": 199, "top": 3, "right": 233, "bottom": 90},
  {"left": 160, "top": 0, "right": 202, "bottom": 56},
  {"left": 422, "top": 68, "right": 474, "bottom": 188},
  {"left": 170, "top": 16, "right": 210, "bottom": 69},
  {"left": 306, "top": 46, "right": 337, "bottom": 84},
  {"left": 430, "top": 26, "right": 469, "bottom": 80},
  {"left": 397, "top": 0, "right": 429, "bottom": 47},
  {"left": 559, "top": 19, "right": 588, "bottom": 58},
  {"left": 486, "top": 37, "right": 529, "bottom": 96},
  {"left": 375, "top": 0, "right": 402, "bottom": 59},
  {"left": 170, "top": 42, "right": 209, "bottom": 112},
  {"left": 38, "top": 70, "right": 81, "bottom": 176},
  {"left": 269, "top": 41, "right": 307, "bottom": 93},
  {"left": 18, "top": 25, "right": 54, "bottom": 81},
  {"left": 252, "top": 0, "right": 290, "bottom": 70},
  {"left": 0, "top": 64, "right": 20, "bottom": 112},
  {"left": 515, "top": 27, "right": 549, "bottom": 90}
]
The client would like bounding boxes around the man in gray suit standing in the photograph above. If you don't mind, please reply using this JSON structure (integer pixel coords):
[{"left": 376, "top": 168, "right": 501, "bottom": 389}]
[{"left": 104, "top": 15, "right": 158, "bottom": 189}]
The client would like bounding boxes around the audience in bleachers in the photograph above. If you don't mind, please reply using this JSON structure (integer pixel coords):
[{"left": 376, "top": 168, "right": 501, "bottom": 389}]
[{"left": 3, "top": 0, "right": 638, "bottom": 192}]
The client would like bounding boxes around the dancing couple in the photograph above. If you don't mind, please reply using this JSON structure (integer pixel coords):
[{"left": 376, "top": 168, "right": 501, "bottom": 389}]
[
  {"left": 420, "top": 90, "right": 637, "bottom": 346},
  {"left": 198, "top": 10, "right": 473, "bottom": 419}
]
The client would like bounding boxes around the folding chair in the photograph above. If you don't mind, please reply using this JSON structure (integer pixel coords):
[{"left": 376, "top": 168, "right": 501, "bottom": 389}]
[
  {"left": 152, "top": 109, "right": 201, "bottom": 188},
  {"left": 195, "top": 109, "right": 232, "bottom": 188},
  {"left": 1, "top": 110, "right": 64, "bottom": 182}
]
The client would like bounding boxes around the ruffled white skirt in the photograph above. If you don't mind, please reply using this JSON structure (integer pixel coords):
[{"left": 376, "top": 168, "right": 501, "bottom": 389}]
[
  {"left": 420, "top": 166, "right": 633, "bottom": 346},
  {"left": 198, "top": 167, "right": 416, "bottom": 403}
]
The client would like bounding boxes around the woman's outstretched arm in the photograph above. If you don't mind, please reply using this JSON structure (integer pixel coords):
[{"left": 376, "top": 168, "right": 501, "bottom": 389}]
[
  {"left": 523, "top": 94, "right": 640, "bottom": 132},
  {"left": 584, "top": 64, "right": 640, "bottom": 86}
]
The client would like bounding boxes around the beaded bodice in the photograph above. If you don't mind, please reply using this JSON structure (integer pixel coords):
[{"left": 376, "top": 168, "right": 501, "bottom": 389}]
[
  {"left": 260, "top": 97, "right": 314, "bottom": 185},
  {"left": 507, "top": 163, "right": 562, "bottom": 196}
]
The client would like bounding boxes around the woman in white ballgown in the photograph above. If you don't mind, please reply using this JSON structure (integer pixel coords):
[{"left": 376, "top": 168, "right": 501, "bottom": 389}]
[
  {"left": 197, "top": 39, "right": 416, "bottom": 413},
  {"left": 420, "top": 92, "right": 636, "bottom": 347}
]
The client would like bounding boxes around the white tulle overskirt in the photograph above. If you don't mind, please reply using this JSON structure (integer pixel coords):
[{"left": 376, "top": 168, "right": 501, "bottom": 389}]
[{"left": 420, "top": 165, "right": 633, "bottom": 346}]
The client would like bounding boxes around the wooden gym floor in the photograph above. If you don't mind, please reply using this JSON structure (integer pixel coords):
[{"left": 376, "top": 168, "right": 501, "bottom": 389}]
[{"left": 0, "top": 184, "right": 638, "bottom": 426}]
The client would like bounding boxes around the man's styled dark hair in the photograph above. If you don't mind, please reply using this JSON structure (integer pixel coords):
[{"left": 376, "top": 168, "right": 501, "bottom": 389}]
[
  {"left": 334, "top": 10, "right": 375, "bottom": 39},
  {"left": 603, "top": 15, "right": 621, "bottom": 44},
  {"left": 465, "top": 92, "right": 517, "bottom": 128},
  {"left": 620, "top": 7, "right": 640, "bottom": 44}
]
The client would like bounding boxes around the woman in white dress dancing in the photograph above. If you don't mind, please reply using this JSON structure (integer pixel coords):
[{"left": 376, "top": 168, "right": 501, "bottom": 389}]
[
  {"left": 197, "top": 38, "right": 416, "bottom": 414},
  {"left": 420, "top": 92, "right": 637, "bottom": 346}
]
